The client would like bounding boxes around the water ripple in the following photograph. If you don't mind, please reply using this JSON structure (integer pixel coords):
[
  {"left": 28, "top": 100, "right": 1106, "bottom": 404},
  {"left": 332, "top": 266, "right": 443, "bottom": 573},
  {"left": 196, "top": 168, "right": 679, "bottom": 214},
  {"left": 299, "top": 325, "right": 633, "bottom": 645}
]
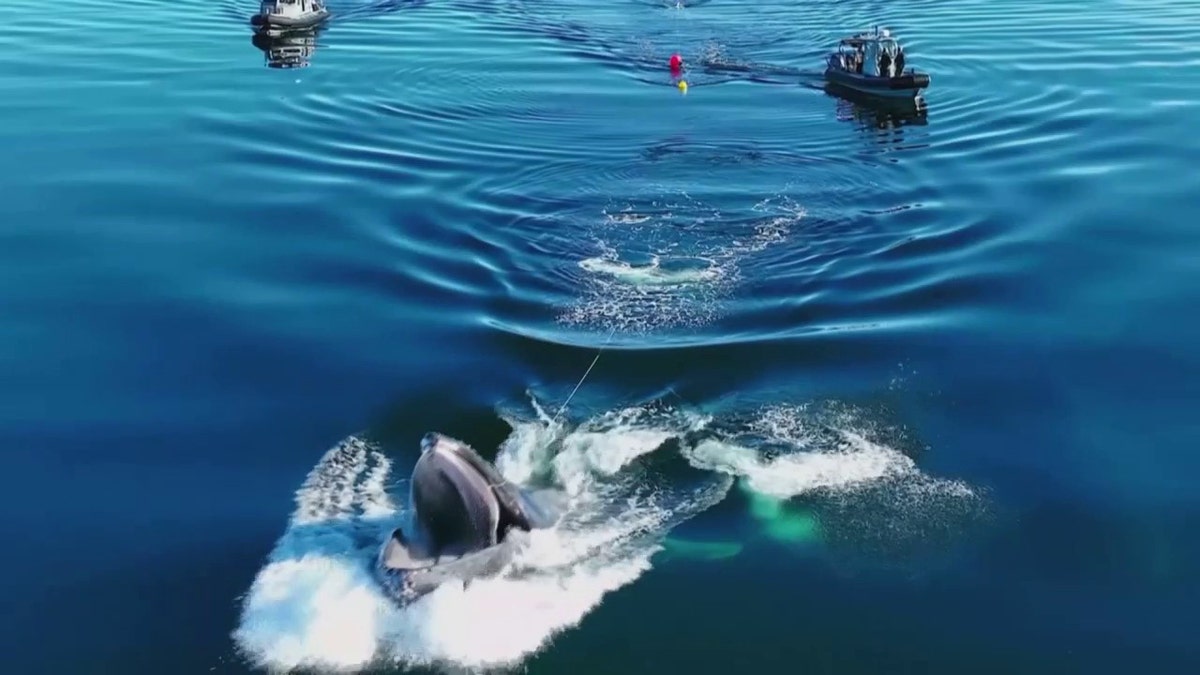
[
  {"left": 3, "top": 0, "right": 1200, "bottom": 671},
  {"left": 8, "top": 0, "right": 1195, "bottom": 356}
]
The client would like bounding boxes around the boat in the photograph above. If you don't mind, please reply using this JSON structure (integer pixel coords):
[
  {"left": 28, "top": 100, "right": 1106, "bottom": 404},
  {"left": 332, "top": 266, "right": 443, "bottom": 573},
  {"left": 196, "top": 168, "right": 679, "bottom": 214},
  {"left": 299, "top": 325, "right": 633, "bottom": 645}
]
[
  {"left": 824, "top": 26, "right": 930, "bottom": 99},
  {"left": 249, "top": 0, "right": 330, "bottom": 30}
]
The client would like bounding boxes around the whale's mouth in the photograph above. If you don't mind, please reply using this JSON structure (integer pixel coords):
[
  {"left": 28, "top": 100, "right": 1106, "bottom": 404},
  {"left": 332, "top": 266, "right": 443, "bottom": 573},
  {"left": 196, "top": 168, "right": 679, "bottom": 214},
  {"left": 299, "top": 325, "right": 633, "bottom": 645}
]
[
  {"left": 375, "top": 533, "right": 423, "bottom": 603},
  {"left": 375, "top": 522, "right": 533, "bottom": 605},
  {"left": 374, "top": 538, "right": 441, "bottom": 605},
  {"left": 378, "top": 527, "right": 434, "bottom": 572},
  {"left": 376, "top": 432, "right": 561, "bottom": 603}
]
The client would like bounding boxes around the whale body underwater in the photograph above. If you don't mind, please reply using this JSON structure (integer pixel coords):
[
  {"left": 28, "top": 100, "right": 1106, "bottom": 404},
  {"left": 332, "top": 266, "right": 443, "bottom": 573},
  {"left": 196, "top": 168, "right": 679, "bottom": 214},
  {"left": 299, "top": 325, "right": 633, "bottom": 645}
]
[{"left": 374, "top": 432, "right": 563, "bottom": 603}]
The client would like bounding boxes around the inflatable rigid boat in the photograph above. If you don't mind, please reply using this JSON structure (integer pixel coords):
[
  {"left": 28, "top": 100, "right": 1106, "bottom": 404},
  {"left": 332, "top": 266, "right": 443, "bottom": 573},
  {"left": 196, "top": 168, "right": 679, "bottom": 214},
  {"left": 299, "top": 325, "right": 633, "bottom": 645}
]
[
  {"left": 250, "top": 0, "right": 330, "bottom": 30},
  {"left": 824, "top": 26, "right": 930, "bottom": 99}
]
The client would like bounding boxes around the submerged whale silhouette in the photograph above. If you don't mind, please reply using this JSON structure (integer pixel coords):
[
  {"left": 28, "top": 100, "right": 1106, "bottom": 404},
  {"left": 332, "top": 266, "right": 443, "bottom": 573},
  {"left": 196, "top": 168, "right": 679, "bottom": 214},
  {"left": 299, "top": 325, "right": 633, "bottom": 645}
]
[{"left": 375, "top": 432, "right": 561, "bottom": 602}]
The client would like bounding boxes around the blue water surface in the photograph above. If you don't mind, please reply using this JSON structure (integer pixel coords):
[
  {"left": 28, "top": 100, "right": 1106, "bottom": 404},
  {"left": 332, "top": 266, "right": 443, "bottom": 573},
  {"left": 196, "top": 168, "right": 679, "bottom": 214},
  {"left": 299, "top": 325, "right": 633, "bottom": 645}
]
[{"left": 2, "top": 0, "right": 1198, "bottom": 672}]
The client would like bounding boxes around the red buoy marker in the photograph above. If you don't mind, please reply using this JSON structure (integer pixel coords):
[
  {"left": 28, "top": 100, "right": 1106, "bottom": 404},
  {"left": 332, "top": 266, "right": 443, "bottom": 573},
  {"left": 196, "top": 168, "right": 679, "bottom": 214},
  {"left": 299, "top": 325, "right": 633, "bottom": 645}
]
[{"left": 669, "top": 53, "right": 683, "bottom": 75}]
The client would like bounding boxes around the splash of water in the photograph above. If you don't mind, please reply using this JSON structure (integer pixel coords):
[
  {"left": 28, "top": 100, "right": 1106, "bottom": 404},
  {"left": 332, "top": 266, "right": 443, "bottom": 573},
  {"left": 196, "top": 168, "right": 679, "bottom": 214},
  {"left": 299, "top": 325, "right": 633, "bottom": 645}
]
[
  {"left": 561, "top": 194, "right": 804, "bottom": 331},
  {"left": 578, "top": 253, "right": 723, "bottom": 287},
  {"left": 232, "top": 396, "right": 979, "bottom": 672}
]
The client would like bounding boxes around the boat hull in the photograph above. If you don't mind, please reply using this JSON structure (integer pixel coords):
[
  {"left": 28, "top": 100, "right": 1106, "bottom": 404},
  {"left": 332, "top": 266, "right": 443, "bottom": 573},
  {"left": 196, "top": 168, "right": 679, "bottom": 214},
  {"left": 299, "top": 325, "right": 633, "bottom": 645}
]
[
  {"left": 249, "top": 9, "right": 329, "bottom": 29},
  {"left": 823, "top": 58, "right": 929, "bottom": 99}
]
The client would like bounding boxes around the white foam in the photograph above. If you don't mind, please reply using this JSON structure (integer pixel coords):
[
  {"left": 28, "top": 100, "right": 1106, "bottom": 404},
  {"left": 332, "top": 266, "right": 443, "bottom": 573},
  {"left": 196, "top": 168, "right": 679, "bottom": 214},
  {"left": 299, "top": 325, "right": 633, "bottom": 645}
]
[
  {"left": 233, "top": 404, "right": 720, "bottom": 673},
  {"left": 560, "top": 195, "right": 804, "bottom": 331},
  {"left": 232, "top": 399, "right": 975, "bottom": 673},
  {"left": 684, "top": 404, "right": 977, "bottom": 502},
  {"left": 579, "top": 254, "right": 723, "bottom": 286},
  {"left": 685, "top": 433, "right": 912, "bottom": 499}
]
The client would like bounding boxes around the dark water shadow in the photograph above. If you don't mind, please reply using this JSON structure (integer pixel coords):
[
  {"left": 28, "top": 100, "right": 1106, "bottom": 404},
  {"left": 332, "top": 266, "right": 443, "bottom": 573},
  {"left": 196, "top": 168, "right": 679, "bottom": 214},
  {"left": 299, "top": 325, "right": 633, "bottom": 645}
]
[
  {"left": 812, "top": 81, "right": 932, "bottom": 152},
  {"left": 251, "top": 26, "right": 324, "bottom": 68},
  {"left": 821, "top": 81, "right": 930, "bottom": 125},
  {"left": 2, "top": 527, "right": 286, "bottom": 675}
]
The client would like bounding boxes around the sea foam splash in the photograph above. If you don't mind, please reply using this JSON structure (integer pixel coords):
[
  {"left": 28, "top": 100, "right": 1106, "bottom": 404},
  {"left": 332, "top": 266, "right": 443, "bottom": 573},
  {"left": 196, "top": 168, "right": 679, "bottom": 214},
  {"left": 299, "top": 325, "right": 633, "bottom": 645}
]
[
  {"left": 686, "top": 403, "right": 976, "bottom": 500},
  {"left": 578, "top": 254, "right": 723, "bottom": 287},
  {"left": 560, "top": 194, "right": 802, "bottom": 331},
  {"left": 232, "top": 397, "right": 978, "bottom": 672}
]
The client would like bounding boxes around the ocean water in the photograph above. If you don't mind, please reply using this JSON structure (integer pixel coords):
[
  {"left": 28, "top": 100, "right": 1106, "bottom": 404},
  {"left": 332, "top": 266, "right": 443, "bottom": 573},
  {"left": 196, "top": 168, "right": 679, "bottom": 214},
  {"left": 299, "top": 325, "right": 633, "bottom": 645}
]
[{"left": 2, "top": 0, "right": 1198, "bottom": 672}]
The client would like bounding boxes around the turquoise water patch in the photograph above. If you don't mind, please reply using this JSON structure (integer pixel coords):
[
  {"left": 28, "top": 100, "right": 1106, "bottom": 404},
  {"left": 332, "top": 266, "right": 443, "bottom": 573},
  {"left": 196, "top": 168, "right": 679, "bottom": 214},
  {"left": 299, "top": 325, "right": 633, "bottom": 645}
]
[
  {"left": 658, "top": 536, "right": 745, "bottom": 562},
  {"left": 744, "top": 486, "right": 822, "bottom": 545}
]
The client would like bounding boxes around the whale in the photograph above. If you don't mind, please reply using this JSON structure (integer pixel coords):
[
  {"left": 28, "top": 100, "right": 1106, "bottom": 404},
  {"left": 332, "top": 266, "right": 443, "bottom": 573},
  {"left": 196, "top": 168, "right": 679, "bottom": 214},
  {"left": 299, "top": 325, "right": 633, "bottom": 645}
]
[{"left": 375, "top": 432, "right": 561, "bottom": 603}]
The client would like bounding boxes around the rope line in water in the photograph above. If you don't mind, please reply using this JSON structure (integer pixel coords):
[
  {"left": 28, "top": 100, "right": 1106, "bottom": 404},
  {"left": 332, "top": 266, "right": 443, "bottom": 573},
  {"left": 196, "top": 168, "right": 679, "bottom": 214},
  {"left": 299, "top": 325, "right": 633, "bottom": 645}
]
[
  {"left": 552, "top": 325, "right": 619, "bottom": 425},
  {"left": 381, "top": 327, "right": 619, "bottom": 491}
]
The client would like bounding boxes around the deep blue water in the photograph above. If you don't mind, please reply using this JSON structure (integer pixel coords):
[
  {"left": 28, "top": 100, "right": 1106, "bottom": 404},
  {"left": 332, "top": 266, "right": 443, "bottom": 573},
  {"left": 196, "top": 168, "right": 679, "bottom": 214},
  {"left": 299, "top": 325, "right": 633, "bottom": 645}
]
[{"left": 3, "top": 0, "right": 1199, "bottom": 671}]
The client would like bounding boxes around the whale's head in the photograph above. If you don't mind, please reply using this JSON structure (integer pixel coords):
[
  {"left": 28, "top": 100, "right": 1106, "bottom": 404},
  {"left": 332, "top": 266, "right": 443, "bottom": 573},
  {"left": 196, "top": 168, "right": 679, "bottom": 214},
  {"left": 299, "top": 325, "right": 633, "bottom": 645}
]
[{"left": 375, "top": 432, "right": 559, "bottom": 604}]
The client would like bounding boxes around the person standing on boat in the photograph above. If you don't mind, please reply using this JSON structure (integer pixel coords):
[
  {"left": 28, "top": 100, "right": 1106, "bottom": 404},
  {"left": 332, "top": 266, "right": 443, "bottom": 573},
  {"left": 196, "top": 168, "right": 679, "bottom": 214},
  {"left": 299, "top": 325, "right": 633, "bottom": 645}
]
[
  {"left": 895, "top": 48, "right": 905, "bottom": 75},
  {"left": 880, "top": 49, "right": 892, "bottom": 77},
  {"left": 862, "top": 38, "right": 880, "bottom": 76}
]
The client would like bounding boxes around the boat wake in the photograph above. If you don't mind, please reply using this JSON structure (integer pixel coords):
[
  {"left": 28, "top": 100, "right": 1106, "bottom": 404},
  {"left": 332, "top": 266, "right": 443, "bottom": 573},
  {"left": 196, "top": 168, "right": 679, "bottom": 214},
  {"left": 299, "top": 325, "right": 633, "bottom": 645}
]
[{"left": 232, "top": 395, "right": 983, "bottom": 672}]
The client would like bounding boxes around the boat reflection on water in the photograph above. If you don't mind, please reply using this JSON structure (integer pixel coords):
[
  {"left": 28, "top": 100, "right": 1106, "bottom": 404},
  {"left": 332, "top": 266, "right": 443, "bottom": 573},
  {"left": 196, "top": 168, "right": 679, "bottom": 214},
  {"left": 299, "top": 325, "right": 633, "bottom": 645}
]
[
  {"left": 824, "top": 81, "right": 929, "bottom": 150},
  {"left": 250, "top": 26, "right": 321, "bottom": 69},
  {"left": 825, "top": 81, "right": 928, "bottom": 129}
]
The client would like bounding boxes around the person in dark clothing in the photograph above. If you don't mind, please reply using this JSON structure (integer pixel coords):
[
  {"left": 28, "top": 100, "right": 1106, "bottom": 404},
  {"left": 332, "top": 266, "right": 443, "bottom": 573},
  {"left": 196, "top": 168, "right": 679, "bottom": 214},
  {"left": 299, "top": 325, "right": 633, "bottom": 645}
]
[
  {"left": 880, "top": 50, "right": 891, "bottom": 77},
  {"left": 895, "top": 49, "right": 906, "bottom": 75}
]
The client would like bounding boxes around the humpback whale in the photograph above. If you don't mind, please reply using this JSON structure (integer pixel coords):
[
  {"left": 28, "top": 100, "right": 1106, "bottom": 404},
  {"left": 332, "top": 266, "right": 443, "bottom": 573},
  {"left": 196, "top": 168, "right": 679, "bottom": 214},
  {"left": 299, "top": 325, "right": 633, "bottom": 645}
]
[{"left": 375, "top": 432, "right": 561, "bottom": 603}]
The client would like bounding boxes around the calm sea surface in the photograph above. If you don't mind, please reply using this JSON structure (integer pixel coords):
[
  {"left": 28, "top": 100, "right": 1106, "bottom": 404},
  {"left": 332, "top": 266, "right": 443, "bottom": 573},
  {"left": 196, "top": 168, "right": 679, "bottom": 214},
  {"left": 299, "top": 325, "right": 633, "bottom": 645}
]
[{"left": 2, "top": 0, "right": 1198, "bottom": 672}]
